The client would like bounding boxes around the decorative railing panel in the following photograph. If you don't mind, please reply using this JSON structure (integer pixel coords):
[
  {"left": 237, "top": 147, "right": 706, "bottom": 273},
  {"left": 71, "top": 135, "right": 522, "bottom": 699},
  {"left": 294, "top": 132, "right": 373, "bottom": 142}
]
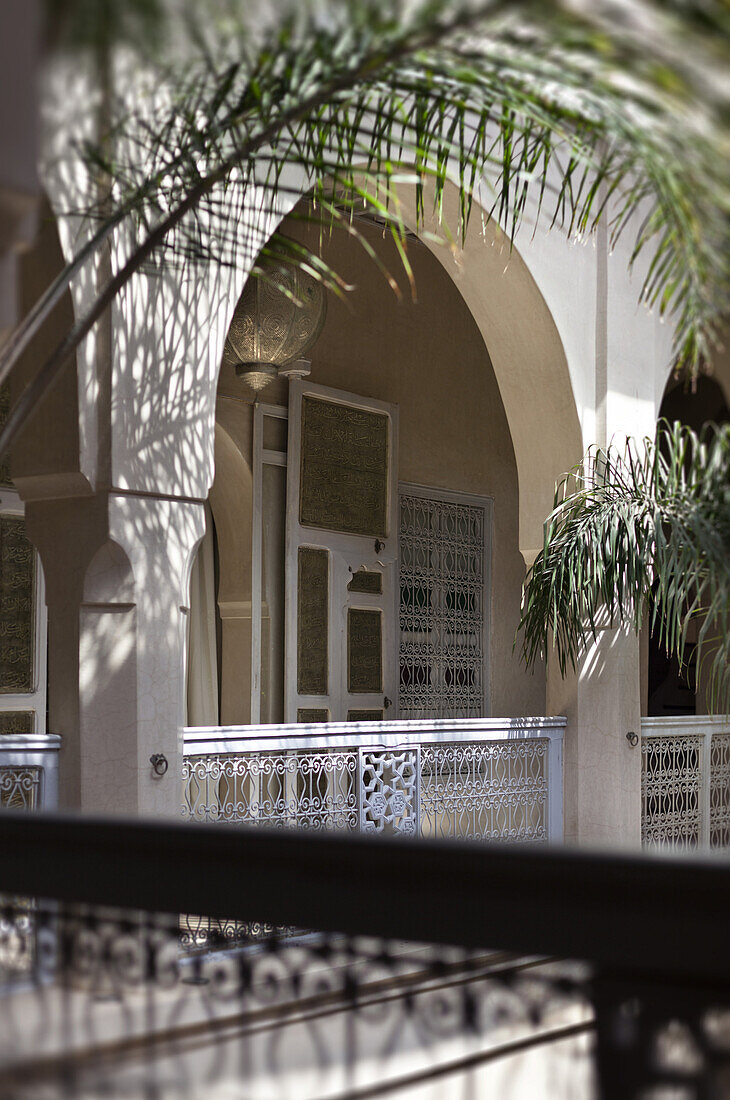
[
  {"left": 0, "top": 734, "right": 60, "bottom": 812},
  {"left": 641, "top": 717, "right": 730, "bottom": 849},
  {"left": 421, "top": 739, "right": 549, "bottom": 841},
  {"left": 183, "top": 717, "right": 564, "bottom": 842},
  {"left": 709, "top": 732, "right": 730, "bottom": 848},
  {"left": 2, "top": 813, "right": 730, "bottom": 1097}
]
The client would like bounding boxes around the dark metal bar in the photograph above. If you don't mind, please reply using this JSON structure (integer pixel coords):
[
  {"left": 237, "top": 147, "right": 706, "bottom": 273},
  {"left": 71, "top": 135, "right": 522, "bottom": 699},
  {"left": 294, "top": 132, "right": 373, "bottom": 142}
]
[{"left": 0, "top": 811, "right": 728, "bottom": 985}]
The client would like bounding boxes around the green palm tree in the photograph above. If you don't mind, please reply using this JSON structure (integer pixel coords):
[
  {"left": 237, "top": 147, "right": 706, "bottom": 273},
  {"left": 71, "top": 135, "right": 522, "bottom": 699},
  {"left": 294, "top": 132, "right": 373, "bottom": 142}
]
[
  {"left": 1, "top": 0, "right": 729, "bottom": 458},
  {"left": 519, "top": 420, "right": 730, "bottom": 714}
]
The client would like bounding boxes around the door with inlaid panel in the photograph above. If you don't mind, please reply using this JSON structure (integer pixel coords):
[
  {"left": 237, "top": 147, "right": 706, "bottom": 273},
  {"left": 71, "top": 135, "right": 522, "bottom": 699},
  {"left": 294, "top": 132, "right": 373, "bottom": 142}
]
[{"left": 285, "top": 381, "right": 398, "bottom": 723}]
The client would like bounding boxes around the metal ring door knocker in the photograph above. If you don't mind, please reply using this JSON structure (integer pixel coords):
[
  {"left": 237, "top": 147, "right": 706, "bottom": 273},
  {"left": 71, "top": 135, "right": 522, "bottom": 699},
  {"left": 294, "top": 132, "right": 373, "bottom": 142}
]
[{"left": 150, "top": 753, "right": 169, "bottom": 776}]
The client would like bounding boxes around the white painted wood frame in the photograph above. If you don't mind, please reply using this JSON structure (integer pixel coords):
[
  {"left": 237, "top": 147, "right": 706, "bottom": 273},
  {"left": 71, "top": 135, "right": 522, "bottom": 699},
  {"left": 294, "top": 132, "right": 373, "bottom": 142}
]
[
  {"left": 285, "top": 380, "right": 399, "bottom": 724},
  {"left": 250, "top": 402, "right": 288, "bottom": 724}
]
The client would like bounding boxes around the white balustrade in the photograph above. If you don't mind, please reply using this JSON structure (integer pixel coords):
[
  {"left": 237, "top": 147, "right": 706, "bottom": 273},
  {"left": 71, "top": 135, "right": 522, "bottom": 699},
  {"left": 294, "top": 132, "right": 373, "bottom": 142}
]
[
  {"left": 0, "top": 734, "right": 61, "bottom": 811},
  {"left": 183, "top": 717, "right": 565, "bottom": 843},
  {"left": 641, "top": 716, "right": 730, "bottom": 849}
]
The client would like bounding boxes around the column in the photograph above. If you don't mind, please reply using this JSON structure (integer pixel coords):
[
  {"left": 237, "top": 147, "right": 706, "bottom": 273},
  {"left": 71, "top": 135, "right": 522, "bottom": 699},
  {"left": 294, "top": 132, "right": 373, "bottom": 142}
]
[
  {"left": 548, "top": 622, "right": 642, "bottom": 847},
  {"left": 26, "top": 491, "right": 204, "bottom": 816}
]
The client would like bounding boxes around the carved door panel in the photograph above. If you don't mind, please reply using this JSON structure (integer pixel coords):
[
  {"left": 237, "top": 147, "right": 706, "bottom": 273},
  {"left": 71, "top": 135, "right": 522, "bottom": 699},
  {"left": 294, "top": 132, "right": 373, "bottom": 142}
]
[
  {"left": 0, "top": 489, "right": 47, "bottom": 737},
  {"left": 285, "top": 381, "right": 398, "bottom": 723}
]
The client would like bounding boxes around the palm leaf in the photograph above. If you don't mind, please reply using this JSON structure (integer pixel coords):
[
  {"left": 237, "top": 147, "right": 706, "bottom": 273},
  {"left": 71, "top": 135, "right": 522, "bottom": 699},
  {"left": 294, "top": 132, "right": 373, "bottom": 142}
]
[
  {"left": 519, "top": 420, "right": 730, "bottom": 715},
  {"left": 0, "top": 0, "right": 728, "bottom": 459}
]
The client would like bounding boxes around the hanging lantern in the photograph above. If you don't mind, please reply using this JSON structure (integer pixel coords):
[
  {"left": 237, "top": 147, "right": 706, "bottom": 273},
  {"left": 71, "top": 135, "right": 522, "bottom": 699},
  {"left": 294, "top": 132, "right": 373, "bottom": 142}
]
[{"left": 224, "top": 238, "right": 327, "bottom": 394}]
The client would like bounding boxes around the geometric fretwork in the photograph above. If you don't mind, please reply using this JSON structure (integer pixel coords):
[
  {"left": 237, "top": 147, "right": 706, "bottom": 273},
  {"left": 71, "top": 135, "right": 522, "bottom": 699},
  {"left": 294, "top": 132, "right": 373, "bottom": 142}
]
[
  {"left": 359, "top": 747, "right": 419, "bottom": 836},
  {"left": 399, "top": 491, "right": 486, "bottom": 718}
]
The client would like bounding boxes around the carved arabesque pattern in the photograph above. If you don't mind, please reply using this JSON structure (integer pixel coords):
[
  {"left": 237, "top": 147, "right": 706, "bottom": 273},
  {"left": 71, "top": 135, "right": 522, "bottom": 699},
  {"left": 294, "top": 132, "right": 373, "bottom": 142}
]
[
  {"left": 300, "top": 397, "right": 389, "bottom": 537},
  {"left": 359, "top": 748, "right": 419, "bottom": 835},
  {"left": 399, "top": 493, "right": 485, "bottom": 719},
  {"left": 0, "top": 712, "right": 34, "bottom": 735},
  {"left": 0, "top": 517, "right": 35, "bottom": 694}
]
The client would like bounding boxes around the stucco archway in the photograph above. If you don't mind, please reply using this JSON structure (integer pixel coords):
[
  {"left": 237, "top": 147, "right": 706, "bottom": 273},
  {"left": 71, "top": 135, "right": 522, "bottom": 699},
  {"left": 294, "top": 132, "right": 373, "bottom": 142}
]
[
  {"left": 226, "top": 178, "right": 584, "bottom": 566},
  {"left": 393, "top": 184, "right": 583, "bottom": 563}
]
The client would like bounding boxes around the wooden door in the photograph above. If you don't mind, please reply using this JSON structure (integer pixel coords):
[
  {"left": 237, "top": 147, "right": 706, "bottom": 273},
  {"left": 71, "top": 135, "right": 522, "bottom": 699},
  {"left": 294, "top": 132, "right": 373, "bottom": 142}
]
[{"left": 285, "top": 381, "right": 398, "bottom": 723}]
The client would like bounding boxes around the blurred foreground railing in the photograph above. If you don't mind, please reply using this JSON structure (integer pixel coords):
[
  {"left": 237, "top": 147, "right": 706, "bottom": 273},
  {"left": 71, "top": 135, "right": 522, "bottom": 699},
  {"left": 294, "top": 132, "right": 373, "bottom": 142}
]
[
  {"left": 0, "top": 813, "right": 729, "bottom": 1096},
  {"left": 0, "top": 734, "right": 60, "bottom": 811},
  {"left": 183, "top": 717, "right": 564, "bottom": 842},
  {"left": 642, "top": 715, "right": 730, "bottom": 849}
]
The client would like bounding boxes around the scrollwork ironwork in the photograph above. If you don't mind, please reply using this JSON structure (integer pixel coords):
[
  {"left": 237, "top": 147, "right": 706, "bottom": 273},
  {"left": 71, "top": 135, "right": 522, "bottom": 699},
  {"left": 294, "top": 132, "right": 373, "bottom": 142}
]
[
  {"left": 0, "top": 766, "right": 40, "bottom": 811},
  {"left": 183, "top": 736, "right": 551, "bottom": 844}
]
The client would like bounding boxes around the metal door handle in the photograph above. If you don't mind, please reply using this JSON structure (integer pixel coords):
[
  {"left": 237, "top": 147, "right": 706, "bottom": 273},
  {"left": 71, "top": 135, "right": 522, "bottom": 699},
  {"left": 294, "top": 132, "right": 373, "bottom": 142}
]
[{"left": 384, "top": 696, "right": 392, "bottom": 709}]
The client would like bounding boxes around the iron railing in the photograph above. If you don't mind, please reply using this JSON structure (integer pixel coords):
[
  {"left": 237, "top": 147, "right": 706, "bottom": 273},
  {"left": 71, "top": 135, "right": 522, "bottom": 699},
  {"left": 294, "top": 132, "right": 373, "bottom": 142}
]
[
  {"left": 0, "top": 813, "right": 729, "bottom": 1096},
  {"left": 183, "top": 716, "right": 565, "bottom": 842},
  {"left": 641, "top": 715, "right": 730, "bottom": 848},
  {"left": 0, "top": 734, "right": 60, "bottom": 811}
]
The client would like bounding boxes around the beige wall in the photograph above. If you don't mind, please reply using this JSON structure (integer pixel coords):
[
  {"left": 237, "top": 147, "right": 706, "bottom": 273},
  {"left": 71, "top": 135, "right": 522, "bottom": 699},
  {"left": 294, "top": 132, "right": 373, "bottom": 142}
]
[{"left": 215, "top": 217, "right": 546, "bottom": 719}]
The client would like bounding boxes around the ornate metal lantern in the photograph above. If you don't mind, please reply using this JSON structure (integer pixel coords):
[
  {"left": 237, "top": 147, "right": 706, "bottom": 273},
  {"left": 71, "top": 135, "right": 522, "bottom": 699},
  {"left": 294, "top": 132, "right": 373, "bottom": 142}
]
[{"left": 224, "top": 238, "right": 327, "bottom": 393}]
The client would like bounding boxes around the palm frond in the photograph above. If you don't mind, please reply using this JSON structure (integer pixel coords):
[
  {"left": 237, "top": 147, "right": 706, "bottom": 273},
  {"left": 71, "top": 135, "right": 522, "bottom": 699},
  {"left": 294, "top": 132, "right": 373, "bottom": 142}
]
[
  {"left": 0, "top": 0, "right": 728, "bottom": 461},
  {"left": 519, "top": 420, "right": 730, "bottom": 715},
  {"left": 80, "top": 0, "right": 729, "bottom": 370}
]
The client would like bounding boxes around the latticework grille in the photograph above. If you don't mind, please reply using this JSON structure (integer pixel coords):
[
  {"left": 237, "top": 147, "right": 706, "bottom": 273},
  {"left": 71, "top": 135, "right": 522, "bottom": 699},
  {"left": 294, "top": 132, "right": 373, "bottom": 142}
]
[
  {"left": 420, "top": 740, "right": 548, "bottom": 842},
  {"left": 183, "top": 736, "right": 549, "bottom": 842},
  {"left": 641, "top": 727, "right": 730, "bottom": 850},
  {"left": 710, "top": 733, "right": 730, "bottom": 847},
  {"left": 641, "top": 735, "right": 702, "bottom": 848},
  {"left": 399, "top": 492, "right": 486, "bottom": 719},
  {"left": 183, "top": 751, "right": 359, "bottom": 830}
]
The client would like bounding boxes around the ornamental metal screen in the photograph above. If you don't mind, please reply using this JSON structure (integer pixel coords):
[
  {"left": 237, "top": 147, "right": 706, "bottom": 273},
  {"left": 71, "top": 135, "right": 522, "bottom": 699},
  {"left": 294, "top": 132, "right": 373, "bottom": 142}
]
[
  {"left": 709, "top": 732, "right": 730, "bottom": 848},
  {"left": 0, "top": 766, "right": 40, "bottom": 810},
  {"left": 0, "top": 736, "right": 61, "bottom": 813},
  {"left": 183, "top": 720, "right": 563, "bottom": 843},
  {"left": 420, "top": 740, "right": 548, "bottom": 841},
  {"left": 641, "top": 718, "right": 730, "bottom": 849},
  {"left": 398, "top": 490, "right": 488, "bottom": 719}
]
